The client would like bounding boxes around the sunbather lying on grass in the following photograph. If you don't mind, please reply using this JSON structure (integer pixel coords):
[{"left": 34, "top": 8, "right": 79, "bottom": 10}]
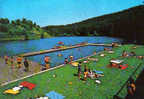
[
  {"left": 88, "top": 69, "right": 104, "bottom": 79},
  {"left": 104, "top": 48, "right": 111, "bottom": 51}
]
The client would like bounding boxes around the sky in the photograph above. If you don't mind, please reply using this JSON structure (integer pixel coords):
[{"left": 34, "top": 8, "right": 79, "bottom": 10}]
[{"left": 0, "top": 0, "right": 143, "bottom": 26}]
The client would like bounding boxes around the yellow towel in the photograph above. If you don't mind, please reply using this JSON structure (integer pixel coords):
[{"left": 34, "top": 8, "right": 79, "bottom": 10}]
[
  {"left": 71, "top": 62, "right": 79, "bottom": 66},
  {"left": 4, "top": 89, "right": 19, "bottom": 95}
]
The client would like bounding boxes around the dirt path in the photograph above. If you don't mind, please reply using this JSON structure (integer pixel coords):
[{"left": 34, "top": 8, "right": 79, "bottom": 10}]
[{"left": 0, "top": 57, "right": 42, "bottom": 85}]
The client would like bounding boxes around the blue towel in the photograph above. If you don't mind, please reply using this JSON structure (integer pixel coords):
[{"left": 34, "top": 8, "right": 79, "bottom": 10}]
[
  {"left": 93, "top": 70, "right": 103, "bottom": 74},
  {"left": 45, "top": 91, "right": 65, "bottom": 99}
]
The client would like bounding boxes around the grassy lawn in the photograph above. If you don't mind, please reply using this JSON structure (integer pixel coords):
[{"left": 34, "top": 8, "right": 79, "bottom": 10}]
[{"left": 0, "top": 44, "right": 144, "bottom": 99}]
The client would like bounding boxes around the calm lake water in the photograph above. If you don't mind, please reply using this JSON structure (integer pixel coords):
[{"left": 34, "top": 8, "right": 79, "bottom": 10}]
[{"left": 0, "top": 36, "right": 122, "bottom": 67}]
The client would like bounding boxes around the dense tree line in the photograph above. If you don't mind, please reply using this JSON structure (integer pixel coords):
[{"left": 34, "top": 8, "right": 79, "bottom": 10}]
[{"left": 43, "top": 5, "right": 144, "bottom": 44}]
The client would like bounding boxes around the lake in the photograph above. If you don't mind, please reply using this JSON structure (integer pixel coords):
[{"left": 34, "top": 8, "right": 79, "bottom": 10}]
[{"left": 0, "top": 36, "right": 122, "bottom": 67}]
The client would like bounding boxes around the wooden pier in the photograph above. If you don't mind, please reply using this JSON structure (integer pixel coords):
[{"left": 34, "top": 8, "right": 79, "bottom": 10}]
[{"left": 20, "top": 43, "right": 113, "bottom": 57}]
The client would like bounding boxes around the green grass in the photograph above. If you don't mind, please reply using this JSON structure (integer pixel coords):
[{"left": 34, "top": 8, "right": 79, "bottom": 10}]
[
  {"left": 0, "top": 44, "right": 144, "bottom": 99},
  {"left": 0, "top": 34, "right": 52, "bottom": 41}
]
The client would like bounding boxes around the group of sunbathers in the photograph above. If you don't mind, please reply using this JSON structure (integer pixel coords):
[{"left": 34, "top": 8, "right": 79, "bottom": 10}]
[
  {"left": 77, "top": 62, "right": 104, "bottom": 81},
  {"left": 64, "top": 55, "right": 74, "bottom": 64},
  {"left": 122, "top": 50, "right": 143, "bottom": 59}
]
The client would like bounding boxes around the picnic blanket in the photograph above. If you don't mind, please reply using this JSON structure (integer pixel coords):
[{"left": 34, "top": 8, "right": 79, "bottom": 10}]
[
  {"left": 46, "top": 91, "right": 65, "bottom": 99},
  {"left": 93, "top": 70, "right": 104, "bottom": 74},
  {"left": 20, "top": 81, "right": 36, "bottom": 90}
]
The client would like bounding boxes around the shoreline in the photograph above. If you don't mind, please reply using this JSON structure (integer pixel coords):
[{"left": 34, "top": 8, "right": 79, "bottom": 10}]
[{"left": 0, "top": 51, "right": 102, "bottom": 86}]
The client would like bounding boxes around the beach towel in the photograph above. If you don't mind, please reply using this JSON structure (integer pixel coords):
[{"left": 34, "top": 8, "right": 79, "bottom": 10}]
[
  {"left": 110, "top": 59, "right": 123, "bottom": 64},
  {"left": 71, "top": 62, "right": 79, "bottom": 67},
  {"left": 20, "top": 81, "right": 36, "bottom": 90},
  {"left": 95, "top": 80, "right": 101, "bottom": 84},
  {"left": 108, "top": 51, "right": 114, "bottom": 54},
  {"left": 100, "top": 54, "right": 105, "bottom": 57},
  {"left": 119, "top": 64, "right": 128, "bottom": 70},
  {"left": 45, "top": 91, "right": 65, "bottom": 99},
  {"left": 83, "top": 61, "right": 88, "bottom": 63},
  {"left": 4, "top": 89, "right": 20, "bottom": 95},
  {"left": 93, "top": 70, "right": 103, "bottom": 74},
  {"left": 12, "top": 86, "right": 21, "bottom": 91}
]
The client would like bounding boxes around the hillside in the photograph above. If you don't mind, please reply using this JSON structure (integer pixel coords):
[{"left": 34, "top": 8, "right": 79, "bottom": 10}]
[
  {"left": 43, "top": 5, "right": 144, "bottom": 44},
  {"left": 0, "top": 18, "right": 51, "bottom": 41}
]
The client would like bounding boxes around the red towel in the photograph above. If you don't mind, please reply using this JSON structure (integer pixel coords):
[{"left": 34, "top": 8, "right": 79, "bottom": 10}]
[
  {"left": 20, "top": 81, "right": 36, "bottom": 90},
  {"left": 119, "top": 64, "right": 128, "bottom": 70}
]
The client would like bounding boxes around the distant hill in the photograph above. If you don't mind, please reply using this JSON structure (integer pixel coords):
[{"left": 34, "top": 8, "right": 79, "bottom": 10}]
[
  {"left": 43, "top": 5, "right": 144, "bottom": 44},
  {"left": 0, "top": 18, "right": 51, "bottom": 41}
]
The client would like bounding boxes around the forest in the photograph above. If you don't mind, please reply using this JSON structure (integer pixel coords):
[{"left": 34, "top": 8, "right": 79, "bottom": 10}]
[
  {"left": 0, "top": 18, "right": 51, "bottom": 40},
  {"left": 43, "top": 5, "right": 144, "bottom": 44}
]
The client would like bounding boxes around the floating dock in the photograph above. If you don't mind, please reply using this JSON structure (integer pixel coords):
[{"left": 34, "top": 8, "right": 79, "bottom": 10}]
[{"left": 20, "top": 43, "right": 113, "bottom": 57}]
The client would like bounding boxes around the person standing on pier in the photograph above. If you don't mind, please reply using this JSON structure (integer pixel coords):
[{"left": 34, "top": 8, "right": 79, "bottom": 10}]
[
  {"left": 24, "top": 58, "right": 29, "bottom": 72},
  {"left": 44, "top": 56, "right": 50, "bottom": 69}
]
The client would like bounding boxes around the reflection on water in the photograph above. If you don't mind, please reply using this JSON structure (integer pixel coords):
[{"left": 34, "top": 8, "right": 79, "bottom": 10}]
[{"left": 0, "top": 36, "right": 122, "bottom": 67}]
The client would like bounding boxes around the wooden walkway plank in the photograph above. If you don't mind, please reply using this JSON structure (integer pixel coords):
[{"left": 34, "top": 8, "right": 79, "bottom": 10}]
[{"left": 20, "top": 43, "right": 113, "bottom": 57}]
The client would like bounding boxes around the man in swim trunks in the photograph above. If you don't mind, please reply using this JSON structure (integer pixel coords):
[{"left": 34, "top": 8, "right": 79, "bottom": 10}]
[
  {"left": 69, "top": 55, "right": 73, "bottom": 64},
  {"left": 4, "top": 55, "right": 9, "bottom": 64},
  {"left": 10, "top": 56, "right": 14, "bottom": 69},
  {"left": 44, "top": 56, "right": 50, "bottom": 69},
  {"left": 24, "top": 58, "right": 29, "bottom": 72},
  {"left": 17, "top": 56, "right": 23, "bottom": 69},
  {"left": 64, "top": 58, "right": 69, "bottom": 64},
  {"left": 78, "top": 62, "right": 82, "bottom": 79}
]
